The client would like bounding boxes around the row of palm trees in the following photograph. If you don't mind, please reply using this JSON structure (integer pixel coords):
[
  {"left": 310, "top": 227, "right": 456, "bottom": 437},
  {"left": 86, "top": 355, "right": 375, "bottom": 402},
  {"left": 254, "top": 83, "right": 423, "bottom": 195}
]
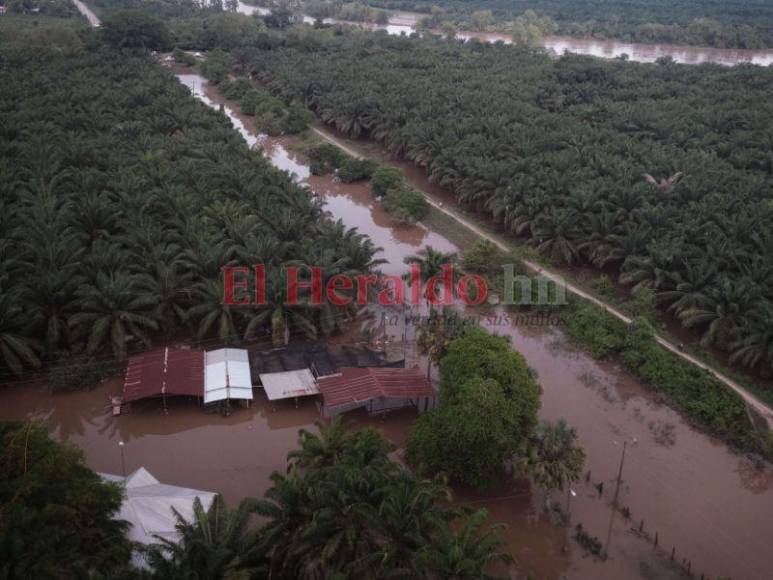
[
  {"left": 246, "top": 29, "right": 773, "bottom": 375},
  {"left": 0, "top": 39, "right": 382, "bottom": 378}
]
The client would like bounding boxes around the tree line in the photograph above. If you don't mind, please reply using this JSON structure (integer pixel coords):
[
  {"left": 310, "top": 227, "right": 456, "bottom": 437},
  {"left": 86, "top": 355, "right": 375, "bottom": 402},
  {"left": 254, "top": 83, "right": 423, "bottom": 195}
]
[
  {"left": 233, "top": 28, "right": 773, "bottom": 382},
  {"left": 0, "top": 18, "right": 381, "bottom": 382},
  {"left": 358, "top": 0, "right": 773, "bottom": 48}
]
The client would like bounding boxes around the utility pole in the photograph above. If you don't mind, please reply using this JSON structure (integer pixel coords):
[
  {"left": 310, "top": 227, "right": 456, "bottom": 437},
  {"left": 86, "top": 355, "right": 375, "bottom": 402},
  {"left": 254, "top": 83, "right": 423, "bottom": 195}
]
[
  {"left": 118, "top": 441, "right": 127, "bottom": 482},
  {"left": 604, "top": 440, "right": 628, "bottom": 560}
]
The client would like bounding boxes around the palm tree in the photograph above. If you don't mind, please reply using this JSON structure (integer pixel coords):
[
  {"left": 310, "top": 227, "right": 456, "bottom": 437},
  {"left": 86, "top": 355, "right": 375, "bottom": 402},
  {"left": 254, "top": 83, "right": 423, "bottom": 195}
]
[
  {"left": 188, "top": 279, "right": 241, "bottom": 344},
  {"left": 0, "top": 291, "right": 41, "bottom": 375},
  {"left": 678, "top": 277, "right": 758, "bottom": 349},
  {"left": 137, "top": 260, "right": 193, "bottom": 339},
  {"left": 403, "top": 246, "right": 458, "bottom": 308},
  {"left": 730, "top": 301, "right": 773, "bottom": 374},
  {"left": 517, "top": 419, "right": 586, "bottom": 515},
  {"left": 417, "top": 509, "right": 513, "bottom": 580},
  {"left": 416, "top": 308, "right": 475, "bottom": 379},
  {"left": 144, "top": 495, "right": 258, "bottom": 580},
  {"left": 69, "top": 272, "right": 159, "bottom": 360},
  {"left": 533, "top": 208, "right": 581, "bottom": 265},
  {"left": 287, "top": 418, "right": 353, "bottom": 470}
]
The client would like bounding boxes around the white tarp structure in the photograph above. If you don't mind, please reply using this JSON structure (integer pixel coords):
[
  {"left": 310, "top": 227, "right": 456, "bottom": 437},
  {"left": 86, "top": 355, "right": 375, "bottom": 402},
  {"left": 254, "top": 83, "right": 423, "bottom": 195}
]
[
  {"left": 204, "top": 348, "right": 254, "bottom": 404},
  {"left": 100, "top": 467, "right": 216, "bottom": 549},
  {"left": 259, "top": 368, "right": 319, "bottom": 401}
]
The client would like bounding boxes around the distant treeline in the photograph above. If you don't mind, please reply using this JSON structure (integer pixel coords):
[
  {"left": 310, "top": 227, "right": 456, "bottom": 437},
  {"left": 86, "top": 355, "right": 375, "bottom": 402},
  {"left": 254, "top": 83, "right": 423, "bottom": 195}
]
[{"left": 361, "top": 0, "right": 773, "bottom": 48}]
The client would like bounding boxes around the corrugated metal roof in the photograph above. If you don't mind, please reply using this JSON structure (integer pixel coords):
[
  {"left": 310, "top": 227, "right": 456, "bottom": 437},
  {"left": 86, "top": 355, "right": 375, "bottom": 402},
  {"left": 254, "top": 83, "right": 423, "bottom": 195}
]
[
  {"left": 316, "top": 367, "right": 433, "bottom": 408},
  {"left": 204, "top": 348, "right": 254, "bottom": 404},
  {"left": 249, "top": 343, "right": 399, "bottom": 377},
  {"left": 123, "top": 347, "right": 205, "bottom": 403},
  {"left": 259, "top": 369, "right": 319, "bottom": 401}
]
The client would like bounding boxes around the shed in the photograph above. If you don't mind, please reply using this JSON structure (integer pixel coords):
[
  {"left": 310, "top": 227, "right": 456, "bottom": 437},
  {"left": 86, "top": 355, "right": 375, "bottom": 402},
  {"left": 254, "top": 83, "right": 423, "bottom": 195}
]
[
  {"left": 259, "top": 368, "right": 319, "bottom": 401},
  {"left": 204, "top": 348, "right": 254, "bottom": 404},
  {"left": 123, "top": 347, "right": 204, "bottom": 404},
  {"left": 316, "top": 367, "right": 434, "bottom": 416}
]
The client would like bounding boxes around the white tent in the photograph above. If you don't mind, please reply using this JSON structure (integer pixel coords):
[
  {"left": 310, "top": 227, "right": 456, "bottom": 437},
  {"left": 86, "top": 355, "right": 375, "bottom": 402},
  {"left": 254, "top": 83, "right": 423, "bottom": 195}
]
[
  {"left": 204, "top": 348, "right": 254, "bottom": 404},
  {"left": 259, "top": 368, "right": 319, "bottom": 401},
  {"left": 101, "top": 467, "right": 216, "bottom": 550}
]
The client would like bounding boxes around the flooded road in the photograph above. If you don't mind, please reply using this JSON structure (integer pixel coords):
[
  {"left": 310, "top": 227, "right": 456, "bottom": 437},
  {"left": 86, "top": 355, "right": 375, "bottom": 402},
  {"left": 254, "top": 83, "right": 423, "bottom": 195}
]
[{"left": 3, "top": 68, "right": 773, "bottom": 580}]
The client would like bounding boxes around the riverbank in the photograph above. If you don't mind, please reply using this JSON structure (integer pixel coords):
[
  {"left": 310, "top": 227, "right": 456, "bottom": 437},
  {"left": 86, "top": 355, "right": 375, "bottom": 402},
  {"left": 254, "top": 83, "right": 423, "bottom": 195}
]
[{"left": 234, "top": 1, "right": 773, "bottom": 66}]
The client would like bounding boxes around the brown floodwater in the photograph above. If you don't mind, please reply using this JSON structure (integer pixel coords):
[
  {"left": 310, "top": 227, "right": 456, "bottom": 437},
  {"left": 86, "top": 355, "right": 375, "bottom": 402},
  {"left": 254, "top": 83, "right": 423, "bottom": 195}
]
[{"left": 3, "top": 71, "right": 773, "bottom": 580}]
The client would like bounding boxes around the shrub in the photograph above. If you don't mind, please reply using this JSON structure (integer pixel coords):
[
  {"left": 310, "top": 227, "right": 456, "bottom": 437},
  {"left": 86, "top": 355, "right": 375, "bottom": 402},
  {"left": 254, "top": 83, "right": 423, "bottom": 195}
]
[
  {"left": 337, "top": 157, "right": 378, "bottom": 182},
  {"left": 220, "top": 77, "right": 253, "bottom": 101},
  {"left": 382, "top": 187, "right": 430, "bottom": 224},
  {"left": 370, "top": 165, "right": 404, "bottom": 197},
  {"left": 200, "top": 49, "right": 230, "bottom": 84},
  {"left": 172, "top": 47, "right": 197, "bottom": 67},
  {"left": 562, "top": 305, "right": 767, "bottom": 455},
  {"left": 48, "top": 355, "right": 117, "bottom": 392},
  {"left": 304, "top": 141, "right": 348, "bottom": 175},
  {"left": 462, "top": 239, "right": 507, "bottom": 276},
  {"left": 280, "top": 101, "right": 313, "bottom": 134}
]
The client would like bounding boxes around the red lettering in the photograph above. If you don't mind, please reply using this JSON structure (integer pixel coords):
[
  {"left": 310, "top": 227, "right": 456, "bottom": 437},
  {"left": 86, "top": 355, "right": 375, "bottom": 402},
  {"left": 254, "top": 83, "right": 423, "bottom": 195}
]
[
  {"left": 378, "top": 275, "right": 405, "bottom": 306},
  {"left": 426, "top": 264, "right": 455, "bottom": 306},
  {"left": 285, "top": 266, "right": 323, "bottom": 305},
  {"left": 457, "top": 275, "right": 487, "bottom": 306},
  {"left": 222, "top": 266, "right": 251, "bottom": 305},
  {"left": 355, "top": 274, "right": 378, "bottom": 305},
  {"left": 327, "top": 274, "right": 353, "bottom": 306},
  {"left": 254, "top": 264, "right": 267, "bottom": 305}
]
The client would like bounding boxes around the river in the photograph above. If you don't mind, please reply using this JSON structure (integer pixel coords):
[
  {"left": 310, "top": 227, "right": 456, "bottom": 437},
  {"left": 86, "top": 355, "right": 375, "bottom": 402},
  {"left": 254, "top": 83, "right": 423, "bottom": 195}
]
[
  {"left": 236, "top": 1, "right": 773, "bottom": 66},
  {"left": 5, "top": 61, "right": 773, "bottom": 579}
]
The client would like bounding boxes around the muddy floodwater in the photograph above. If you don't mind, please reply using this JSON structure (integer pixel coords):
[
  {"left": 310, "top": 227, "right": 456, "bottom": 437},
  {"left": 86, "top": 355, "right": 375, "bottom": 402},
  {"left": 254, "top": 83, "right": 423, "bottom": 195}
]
[
  {"left": 235, "top": 2, "right": 773, "bottom": 66},
  {"left": 3, "top": 70, "right": 773, "bottom": 580}
]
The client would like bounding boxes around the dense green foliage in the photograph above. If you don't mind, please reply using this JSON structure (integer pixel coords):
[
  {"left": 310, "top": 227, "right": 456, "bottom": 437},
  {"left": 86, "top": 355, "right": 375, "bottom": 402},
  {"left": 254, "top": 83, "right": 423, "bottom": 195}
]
[
  {"left": 360, "top": 0, "right": 773, "bottom": 48},
  {"left": 370, "top": 164, "right": 404, "bottom": 196},
  {"left": 563, "top": 302, "right": 773, "bottom": 456},
  {"left": 146, "top": 419, "right": 513, "bottom": 578},
  {"left": 382, "top": 184, "right": 430, "bottom": 223},
  {"left": 220, "top": 77, "right": 313, "bottom": 134},
  {"left": 0, "top": 22, "right": 380, "bottom": 377},
  {"left": 408, "top": 329, "right": 541, "bottom": 487},
  {"left": 0, "top": 421, "right": 133, "bottom": 578},
  {"left": 101, "top": 9, "right": 172, "bottom": 50},
  {"left": 244, "top": 29, "right": 773, "bottom": 378}
]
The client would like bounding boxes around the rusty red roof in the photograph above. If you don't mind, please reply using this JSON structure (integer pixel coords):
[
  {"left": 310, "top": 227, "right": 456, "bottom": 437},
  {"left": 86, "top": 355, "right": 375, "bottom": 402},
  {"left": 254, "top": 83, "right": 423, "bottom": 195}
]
[
  {"left": 123, "top": 347, "right": 205, "bottom": 403},
  {"left": 316, "top": 367, "right": 433, "bottom": 408}
]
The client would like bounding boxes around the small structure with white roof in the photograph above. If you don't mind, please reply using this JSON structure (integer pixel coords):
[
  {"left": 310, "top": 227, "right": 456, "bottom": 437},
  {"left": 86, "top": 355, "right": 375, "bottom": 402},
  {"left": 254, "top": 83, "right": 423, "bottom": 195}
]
[
  {"left": 100, "top": 467, "right": 216, "bottom": 567},
  {"left": 204, "top": 348, "right": 254, "bottom": 405},
  {"left": 259, "top": 368, "right": 319, "bottom": 404}
]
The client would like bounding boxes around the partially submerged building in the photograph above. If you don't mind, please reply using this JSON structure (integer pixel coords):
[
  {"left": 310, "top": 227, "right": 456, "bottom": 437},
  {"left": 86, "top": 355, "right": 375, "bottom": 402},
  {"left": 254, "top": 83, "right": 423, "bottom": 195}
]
[
  {"left": 117, "top": 343, "right": 428, "bottom": 417},
  {"left": 119, "top": 347, "right": 254, "bottom": 412},
  {"left": 316, "top": 366, "right": 434, "bottom": 417}
]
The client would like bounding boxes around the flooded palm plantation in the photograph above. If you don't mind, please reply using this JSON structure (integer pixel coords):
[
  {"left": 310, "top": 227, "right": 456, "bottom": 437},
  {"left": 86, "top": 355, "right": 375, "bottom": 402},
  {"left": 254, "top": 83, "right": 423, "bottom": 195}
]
[{"left": 2, "top": 69, "right": 772, "bottom": 580}]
